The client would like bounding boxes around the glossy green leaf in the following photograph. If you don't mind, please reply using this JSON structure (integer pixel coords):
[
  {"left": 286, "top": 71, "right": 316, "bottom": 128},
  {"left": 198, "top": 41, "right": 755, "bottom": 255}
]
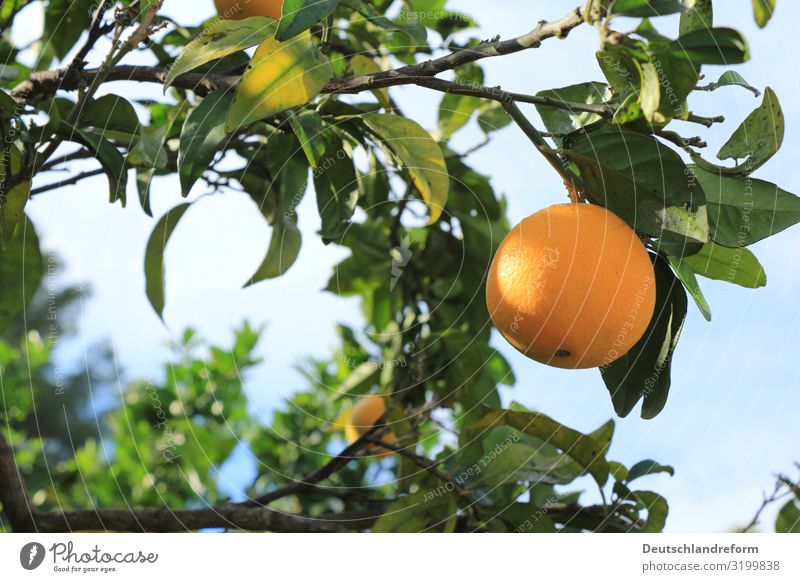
[
  {"left": 600, "top": 256, "right": 687, "bottom": 419},
  {"left": 717, "top": 87, "right": 783, "bottom": 173},
  {"left": 691, "top": 166, "right": 800, "bottom": 246},
  {"left": 144, "top": 203, "right": 192, "bottom": 320},
  {"left": 753, "top": 0, "right": 776, "bottom": 28},
  {"left": 610, "top": 0, "right": 686, "bottom": 17},
  {"left": 476, "top": 101, "right": 513, "bottom": 134},
  {"left": 669, "top": 27, "right": 749, "bottom": 64},
  {"left": 469, "top": 409, "right": 610, "bottom": 487},
  {"left": 0, "top": 216, "right": 42, "bottom": 332},
  {"left": 679, "top": 243, "right": 767, "bottom": 288},
  {"left": 277, "top": 0, "right": 340, "bottom": 41},
  {"left": 164, "top": 18, "right": 277, "bottom": 88},
  {"left": 226, "top": 31, "right": 332, "bottom": 131},
  {"left": 179, "top": 90, "right": 233, "bottom": 195},
  {"left": 363, "top": 113, "right": 449, "bottom": 223},
  {"left": 313, "top": 135, "right": 358, "bottom": 243},
  {"left": 80, "top": 94, "right": 141, "bottom": 137},
  {"left": 247, "top": 217, "right": 302, "bottom": 284}
]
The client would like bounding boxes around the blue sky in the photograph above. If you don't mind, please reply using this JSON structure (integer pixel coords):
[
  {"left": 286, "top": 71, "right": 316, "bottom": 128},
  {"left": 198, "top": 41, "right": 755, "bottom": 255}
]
[{"left": 14, "top": 0, "right": 800, "bottom": 531}]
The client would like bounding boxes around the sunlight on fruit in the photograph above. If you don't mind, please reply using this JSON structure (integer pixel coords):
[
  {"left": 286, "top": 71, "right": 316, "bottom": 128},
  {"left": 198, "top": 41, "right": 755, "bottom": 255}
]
[
  {"left": 341, "top": 395, "right": 396, "bottom": 457},
  {"left": 486, "top": 203, "right": 656, "bottom": 369}
]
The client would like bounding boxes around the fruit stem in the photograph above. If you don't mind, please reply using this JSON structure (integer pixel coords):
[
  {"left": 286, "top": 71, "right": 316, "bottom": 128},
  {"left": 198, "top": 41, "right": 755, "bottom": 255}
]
[{"left": 502, "top": 102, "right": 584, "bottom": 201}]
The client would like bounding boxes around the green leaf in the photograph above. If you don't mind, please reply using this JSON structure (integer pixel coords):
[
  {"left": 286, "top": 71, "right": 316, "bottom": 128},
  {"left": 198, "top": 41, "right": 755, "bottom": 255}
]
[
  {"left": 80, "top": 94, "right": 141, "bottom": 137},
  {"left": 372, "top": 488, "right": 457, "bottom": 533},
  {"left": 535, "top": 81, "right": 607, "bottom": 136},
  {"left": 716, "top": 87, "right": 783, "bottom": 173},
  {"left": 0, "top": 216, "right": 42, "bottom": 333},
  {"left": 277, "top": 0, "right": 340, "bottom": 41},
  {"left": 669, "top": 257, "right": 712, "bottom": 321},
  {"left": 164, "top": 17, "right": 277, "bottom": 88},
  {"left": 597, "top": 47, "right": 640, "bottom": 98},
  {"left": 678, "top": 242, "right": 767, "bottom": 289},
  {"left": 633, "top": 491, "right": 669, "bottom": 532},
  {"left": 144, "top": 203, "right": 192, "bottom": 320},
  {"left": 67, "top": 128, "right": 128, "bottom": 206},
  {"left": 476, "top": 101, "right": 512, "bottom": 134},
  {"left": 226, "top": 31, "right": 332, "bottom": 131},
  {"left": 679, "top": 0, "right": 713, "bottom": 35},
  {"left": 438, "top": 64, "right": 483, "bottom": 140},
  {"left": 469, "top": 409, "right": 610, "bottom": 487},
  {"left": 247, "top": 217, "right": 302, "bottom": 284},
  {"left": 179, "top": 90, "right": 233, "bottom": 195},
  {"left": 363, "top": 113, "right": 449, "bottom": 224},
  {"left": 342, "top": 0, "right": 428, "bottom": 46},
  {"left": 610, "top": 0, "right": 686, "bottom": 17},
  {"left": 691, "top": 166, "right": 800, "bottom": 246},
  {"left": 600, "top": 256, "right": 688, "bottom": 419},
  {"left": 626, "top": 460, "right": 675, "bottom": 483},
  {"left": 669, "top": 27, "right": 749, "bottom": 65},
  {"left": 136, "top": 168, "right": 155, "bottom": 217},
  {"left": 776, "top": 497, "right": 800, "bottom": 533},
  {"left": 331, "top": 362, "right": 380, "bottom": 400},
  {"left": 313, "top": 135, "right": 358, "bottom": 243},
  {"left": 0, "top": 143, "right": 29, "bottom": 246},
  {"left": 288, "top": 110, "right": 326, "bottom": 169},
  {"left": 752, "top": 0, "right": 776, "bottom": 28},
  {"left": 702, "top": 71, "right": 760, "bottom": 97},
  {"left": 44, "top": 0, "right": 94, "bottom": 60},
  {"left": 561, "top": 130, "right": 708, "bottom": 244}
]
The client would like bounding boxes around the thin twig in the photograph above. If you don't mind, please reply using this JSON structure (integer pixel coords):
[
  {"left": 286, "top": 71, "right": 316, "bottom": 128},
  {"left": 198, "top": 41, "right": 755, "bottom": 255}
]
[{"left": 31, "top": 168, "right": 106, "bottom": 195}]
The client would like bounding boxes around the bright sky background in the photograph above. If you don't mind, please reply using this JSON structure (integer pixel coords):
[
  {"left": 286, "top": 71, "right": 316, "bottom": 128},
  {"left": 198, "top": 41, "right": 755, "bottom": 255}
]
[{"left": 12, "top": 0, "right": 800, "bottom": 532}]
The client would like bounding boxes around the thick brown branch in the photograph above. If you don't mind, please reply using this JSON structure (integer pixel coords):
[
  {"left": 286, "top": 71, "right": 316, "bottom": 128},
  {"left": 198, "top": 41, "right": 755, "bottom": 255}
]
[{"left": 0, "top": 432, "right": 36, "bottom": 532}]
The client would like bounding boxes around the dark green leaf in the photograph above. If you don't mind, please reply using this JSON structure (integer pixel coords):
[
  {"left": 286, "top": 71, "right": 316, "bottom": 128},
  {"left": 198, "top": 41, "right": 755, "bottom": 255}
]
[
  {"left": 597, "top": 47, "right": 640, "bottom": 98},
  {"left": 144, "top": 203, "right": 192, "bottom": 320},
  {"left": 716, "top": 87, "right": 783, "bottom": 173},
  {"left": 669, "top": 27, "right": 749, "bottom": 65},
  {"left": 600, "top": 256, "right": 688, "bottom": 419},
  {"left": 0, "top": 143, "right": 29, "bottom": 246},
  {"left": 702, "top": 71, "right": 760, "bottom": 97},
  {"left": 372, "top": 488, "right": 457, "bottom": 532},
  {"left": 0, "top": 216, "right": 42, "bottom": 332},
  {"left": 469, "top": 409, "right": 610, "bottom": 487},
  {"left": 277, "top": 0, "right": 340, "bottom": 41},
  {"left": 626, "top": 459, "right": 675, "bottom": 483},
  {"left": 44, "top": 0, "right": 94, "bottom": 60},
  {"left": 80, "top": 95, "right": 141, "bottom": 136},
  {"left": 476, "top": 101, "right": 513, "bottom": 134},
  {"left": 66, "top": 128, "right": 128, "bottom": 205},
  {"left": 179, "top": 90, "right": 233, "bottom": 195},
  {"left": 438, "top": 64, "right": 483, "bottom": 140},
  {"left": 561, "top": 129, "right": 708, "bottom": 244},
  {"left": 313, "top": 136, "right": 358, "bottom": 243},
  {"left": 691, "top": 165, "right": 800, "bottom": 246},
  {"left": 288, "top": 110, "right": 326, "bottom": 169}
]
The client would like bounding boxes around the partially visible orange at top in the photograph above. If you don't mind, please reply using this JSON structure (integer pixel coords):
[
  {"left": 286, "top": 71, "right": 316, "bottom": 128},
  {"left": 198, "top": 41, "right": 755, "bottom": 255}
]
[{"left": 214, "top": 0, "right": 283, "bottom": 20}]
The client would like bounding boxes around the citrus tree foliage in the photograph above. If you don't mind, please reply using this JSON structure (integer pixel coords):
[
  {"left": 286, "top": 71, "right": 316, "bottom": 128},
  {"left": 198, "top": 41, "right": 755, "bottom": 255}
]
[{"left": 0, "top": 0, "right": 795, "bottom": 533}]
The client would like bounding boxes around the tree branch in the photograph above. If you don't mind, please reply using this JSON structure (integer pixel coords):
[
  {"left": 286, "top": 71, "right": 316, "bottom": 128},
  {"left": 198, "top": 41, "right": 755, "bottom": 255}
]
[
  {"left": 10, "top": 6, "right": 585, "bottom": 107},
  {"left": 31, "top": 168, "right": 106, "bottom": 196},
  {"left": 0, "top": 432, "right": 36, "bottom": 532}
]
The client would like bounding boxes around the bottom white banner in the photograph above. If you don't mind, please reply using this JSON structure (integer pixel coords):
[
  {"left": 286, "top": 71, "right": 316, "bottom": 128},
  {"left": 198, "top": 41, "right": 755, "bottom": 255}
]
[{"left": 0, "top": 534, "right": 798, "bottom": 581}]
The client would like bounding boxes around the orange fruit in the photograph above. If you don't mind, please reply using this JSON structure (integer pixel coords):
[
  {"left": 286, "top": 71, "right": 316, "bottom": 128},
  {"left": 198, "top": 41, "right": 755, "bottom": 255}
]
[
  {"left": 486, "top": 203, "right": 656, "bottom": 369},
  {"left": 343, "top": 395, "right": 396, "bottom": 457},
  {"left": 214, "top": 0, "right": 283, "bottom": 20}
]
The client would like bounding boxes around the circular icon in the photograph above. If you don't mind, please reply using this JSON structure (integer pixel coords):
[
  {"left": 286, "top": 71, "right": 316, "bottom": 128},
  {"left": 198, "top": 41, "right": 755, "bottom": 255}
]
[{"left": 19, "top": 542, "right": 46, "bottom": 570}]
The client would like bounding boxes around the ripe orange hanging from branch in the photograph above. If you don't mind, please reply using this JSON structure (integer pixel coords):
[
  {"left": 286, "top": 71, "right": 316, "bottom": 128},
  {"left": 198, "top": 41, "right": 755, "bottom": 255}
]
[
  {"left": 486, "top": 203, "right": 657, "bottom": 369},
  {"left": 339, "top": 395, "right": 396, "bottom": 457},
  {"left": 214, "top": 0, "right": 283, "bottom": 20}
]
